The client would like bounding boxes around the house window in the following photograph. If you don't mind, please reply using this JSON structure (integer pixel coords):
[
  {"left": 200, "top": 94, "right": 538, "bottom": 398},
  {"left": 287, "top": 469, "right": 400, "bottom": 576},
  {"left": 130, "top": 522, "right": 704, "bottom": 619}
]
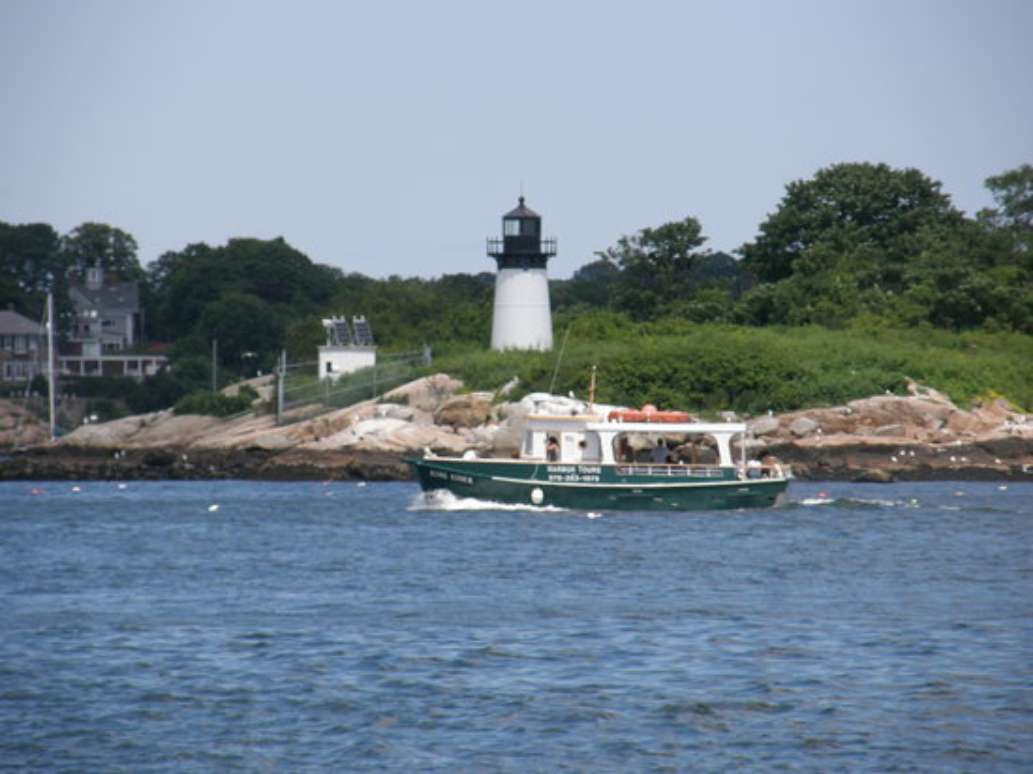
[{"left": 4, "top": 361, "right": 35, "bottom": 380}]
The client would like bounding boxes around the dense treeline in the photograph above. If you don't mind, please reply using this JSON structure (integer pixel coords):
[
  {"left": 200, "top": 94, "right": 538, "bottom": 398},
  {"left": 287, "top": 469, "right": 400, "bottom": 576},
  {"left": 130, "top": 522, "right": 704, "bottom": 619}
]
[{"left": 2, "top": 161, "right": 1030, "bottom": 411}]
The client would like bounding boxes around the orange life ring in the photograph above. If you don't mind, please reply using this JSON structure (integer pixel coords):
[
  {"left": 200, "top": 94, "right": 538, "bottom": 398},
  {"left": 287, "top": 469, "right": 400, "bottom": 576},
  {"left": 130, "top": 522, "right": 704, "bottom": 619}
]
[{"left": 608, "top": 406, "right": 692, "bottom": 423}]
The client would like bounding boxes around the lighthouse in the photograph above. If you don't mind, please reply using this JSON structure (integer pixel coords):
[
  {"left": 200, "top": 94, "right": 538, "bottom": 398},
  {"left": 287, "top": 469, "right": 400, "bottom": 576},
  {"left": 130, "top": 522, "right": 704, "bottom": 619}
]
[{"left": 487, "top": 196, "right": 556, "bottom": 350}]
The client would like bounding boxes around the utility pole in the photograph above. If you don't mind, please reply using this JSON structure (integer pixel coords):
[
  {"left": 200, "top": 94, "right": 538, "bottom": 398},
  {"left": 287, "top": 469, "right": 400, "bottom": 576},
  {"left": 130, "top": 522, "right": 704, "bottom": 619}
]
[
  {"left": 211, "top": 338, "right": 218, "bottom": 393},
  {"left": 47, "top": 292, "right": 56, "bottom": 441}
]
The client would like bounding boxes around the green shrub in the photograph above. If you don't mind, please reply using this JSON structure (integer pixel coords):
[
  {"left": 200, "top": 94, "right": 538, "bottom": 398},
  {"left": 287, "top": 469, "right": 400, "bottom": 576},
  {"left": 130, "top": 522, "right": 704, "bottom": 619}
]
[
  {"left": 428, "top": 322, "right": 1033, "bottom": 414},
  {"left": 173, "top": 390, "right": 254, "bottom": 417}
]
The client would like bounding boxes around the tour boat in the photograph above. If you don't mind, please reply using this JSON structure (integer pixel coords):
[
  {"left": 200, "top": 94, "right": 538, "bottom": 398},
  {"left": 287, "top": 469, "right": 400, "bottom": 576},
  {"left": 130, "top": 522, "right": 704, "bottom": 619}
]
[{"left": 408, "top": 404, "right": 790, "bottom": 511}]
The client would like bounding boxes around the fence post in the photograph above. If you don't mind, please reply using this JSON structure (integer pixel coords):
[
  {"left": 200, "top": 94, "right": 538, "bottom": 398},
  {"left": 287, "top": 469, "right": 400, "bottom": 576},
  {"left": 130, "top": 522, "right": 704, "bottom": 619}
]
[{"left": 276, "top": 350, "right": 286, "bottom": 424}]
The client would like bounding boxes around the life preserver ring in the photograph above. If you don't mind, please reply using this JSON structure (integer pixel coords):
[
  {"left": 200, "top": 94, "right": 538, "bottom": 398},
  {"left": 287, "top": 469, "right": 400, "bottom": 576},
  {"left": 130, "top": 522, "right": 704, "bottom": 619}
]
[{"left": 608, "top": 405, "right": 692, "bottom": 423}]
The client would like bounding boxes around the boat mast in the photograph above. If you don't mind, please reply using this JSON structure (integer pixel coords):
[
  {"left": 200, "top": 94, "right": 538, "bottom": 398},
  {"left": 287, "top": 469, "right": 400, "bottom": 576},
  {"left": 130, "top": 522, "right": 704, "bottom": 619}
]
[{"left": 47, "top": 292, "right": 56, "bottom": 441}]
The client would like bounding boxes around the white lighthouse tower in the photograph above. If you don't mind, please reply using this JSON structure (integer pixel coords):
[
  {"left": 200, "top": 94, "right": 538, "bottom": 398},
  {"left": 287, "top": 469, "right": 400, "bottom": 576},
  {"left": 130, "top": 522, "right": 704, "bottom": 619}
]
[{"left": 487, "top": 196, "right": 556, "bottom": 350}]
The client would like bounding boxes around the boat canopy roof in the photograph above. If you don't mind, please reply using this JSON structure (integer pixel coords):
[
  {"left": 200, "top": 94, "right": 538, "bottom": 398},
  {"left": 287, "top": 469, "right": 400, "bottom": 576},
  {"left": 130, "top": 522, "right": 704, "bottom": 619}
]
[
  {"left": 525, "top": 414, "right": 746, "bottom": 436},
  {"left": 587, "top": 421, "right": 746, "bottom": 435}
]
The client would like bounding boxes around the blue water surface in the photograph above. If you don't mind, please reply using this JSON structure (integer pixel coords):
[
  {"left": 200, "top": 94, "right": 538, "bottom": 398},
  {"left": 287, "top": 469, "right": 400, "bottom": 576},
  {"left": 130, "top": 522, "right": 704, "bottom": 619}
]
[{"left": 1, "top": 480, "right": 1031, "bottom": 772}]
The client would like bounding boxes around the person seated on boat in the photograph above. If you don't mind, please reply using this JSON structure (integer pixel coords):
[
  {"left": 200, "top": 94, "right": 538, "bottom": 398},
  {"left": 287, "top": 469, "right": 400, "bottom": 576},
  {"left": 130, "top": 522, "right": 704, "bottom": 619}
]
[
  {"left": 617, "top": 437, "right": 633, "bottom": 463},
  {"left": 546, "top": 436, "right": 560, "bottom": 462},
  {"left": 651, "top": 439, "right": 670, "bottom": 464},
  {"left": 746, "top": 459, "right": 763, "bottom": 479},
  {"left": 761, "top": 453, "right": 781, "bottom": 477}
]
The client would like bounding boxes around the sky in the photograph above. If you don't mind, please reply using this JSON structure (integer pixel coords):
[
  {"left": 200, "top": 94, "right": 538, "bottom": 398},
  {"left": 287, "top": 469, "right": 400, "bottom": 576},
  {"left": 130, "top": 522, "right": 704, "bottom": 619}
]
[{"left": 2, "top": 0, "right": 1031, "bottom": 280}]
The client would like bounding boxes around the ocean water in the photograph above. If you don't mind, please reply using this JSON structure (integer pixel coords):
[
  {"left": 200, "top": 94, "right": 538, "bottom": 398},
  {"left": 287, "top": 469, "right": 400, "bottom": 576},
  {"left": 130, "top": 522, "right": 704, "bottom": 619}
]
[{"left": 1, "top": 479, "right": 1030, "bottom": 772}]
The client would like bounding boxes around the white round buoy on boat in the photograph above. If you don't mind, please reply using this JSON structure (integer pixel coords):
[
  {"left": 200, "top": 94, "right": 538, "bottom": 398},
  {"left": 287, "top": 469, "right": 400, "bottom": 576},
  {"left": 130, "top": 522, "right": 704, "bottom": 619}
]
[{"left": 530, "top": 487, "right": 544, "bottom": 505}]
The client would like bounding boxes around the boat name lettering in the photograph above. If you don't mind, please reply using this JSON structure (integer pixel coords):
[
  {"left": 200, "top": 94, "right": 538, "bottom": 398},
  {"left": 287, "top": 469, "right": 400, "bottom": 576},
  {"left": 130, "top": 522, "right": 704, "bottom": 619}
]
[
  {"left": 429, "top": 469, "right": 472, "bottom": 485},
  {"left": 546, "top": 465, "right": 601, "bottom": 482},
  {"left": 545, "top": 465, "right": 601, "bottom": 474}
]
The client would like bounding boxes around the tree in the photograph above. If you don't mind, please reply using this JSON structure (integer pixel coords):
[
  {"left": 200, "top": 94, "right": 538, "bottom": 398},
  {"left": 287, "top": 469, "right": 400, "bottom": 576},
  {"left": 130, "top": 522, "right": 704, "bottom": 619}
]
[
  {"left": 600, "top": 215, "right": 711, "bottom": 320},
  {"left": 146, "top": 237, "right": 336, "bottom": 343},
  {"left": 740, "top": 162, "right": 963, "bottom": 284},
  {"left": 0, "top": 222, "right": 66, "bottom": 317},
  {"left": 61, "top": 222, "right": 143, "bottom": 279},
  {"left": 552, "top": 258, "right": 619, "bottom": 310},
  {"left": 980, "top": 163, "right": 1033, "bottom": 255},
  {"left": 197, "top": 291, "right": 284, "bottom": 371}
]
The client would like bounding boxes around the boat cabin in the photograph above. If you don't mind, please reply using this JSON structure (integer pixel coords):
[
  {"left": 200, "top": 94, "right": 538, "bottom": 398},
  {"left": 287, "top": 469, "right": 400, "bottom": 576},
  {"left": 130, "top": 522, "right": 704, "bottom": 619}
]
[{"left": 522, "top": 413, "right": 747, "bottom": 469}]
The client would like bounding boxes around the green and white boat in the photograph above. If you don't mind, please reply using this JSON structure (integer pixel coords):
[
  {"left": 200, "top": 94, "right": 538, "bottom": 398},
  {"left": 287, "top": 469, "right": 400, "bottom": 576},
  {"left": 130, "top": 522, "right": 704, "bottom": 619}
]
[{"left": 409, "top": 405, "right": 790, "bottom": 511}]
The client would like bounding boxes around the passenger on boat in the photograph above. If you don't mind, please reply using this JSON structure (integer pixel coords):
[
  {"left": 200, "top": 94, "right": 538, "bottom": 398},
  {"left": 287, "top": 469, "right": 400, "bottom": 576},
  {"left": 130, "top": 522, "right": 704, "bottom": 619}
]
[
  {"left": 617, "top": 437, "right": 633, "bottom": 462},
  {"left": 651, "top": 439, "right": 670, "bottom": 464},
  {"left": 546, "top": 436, "right": 560, "bottom": 462}
]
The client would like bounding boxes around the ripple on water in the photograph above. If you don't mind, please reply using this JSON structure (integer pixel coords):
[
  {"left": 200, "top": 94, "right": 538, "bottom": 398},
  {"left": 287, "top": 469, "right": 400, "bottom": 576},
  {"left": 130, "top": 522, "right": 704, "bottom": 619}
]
[{"left": 0, "top": 480, "right": 1031, "bottom": 770}]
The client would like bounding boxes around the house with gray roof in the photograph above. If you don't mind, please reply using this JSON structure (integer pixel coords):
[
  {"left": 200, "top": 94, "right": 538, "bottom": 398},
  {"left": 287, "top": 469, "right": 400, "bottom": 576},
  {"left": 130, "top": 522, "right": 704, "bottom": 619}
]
[
  {"left": 61, "top": 266, "right": 166, "bottom": 379},
  {"left": 0, "top": 307, "right": 47, "bottom": 383}
]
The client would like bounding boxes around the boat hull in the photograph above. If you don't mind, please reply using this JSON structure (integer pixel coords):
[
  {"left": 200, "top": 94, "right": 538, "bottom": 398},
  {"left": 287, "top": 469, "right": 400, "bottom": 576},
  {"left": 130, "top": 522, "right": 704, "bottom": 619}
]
[{"left": 408, "top": 457, "right": 788, "bottom": 511}]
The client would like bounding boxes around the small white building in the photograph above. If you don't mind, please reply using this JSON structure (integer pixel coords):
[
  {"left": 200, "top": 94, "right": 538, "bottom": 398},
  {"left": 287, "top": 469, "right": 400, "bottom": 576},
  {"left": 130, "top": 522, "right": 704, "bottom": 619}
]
[{"left": 318, "top": 315, "right": 376, "bottom": 382}]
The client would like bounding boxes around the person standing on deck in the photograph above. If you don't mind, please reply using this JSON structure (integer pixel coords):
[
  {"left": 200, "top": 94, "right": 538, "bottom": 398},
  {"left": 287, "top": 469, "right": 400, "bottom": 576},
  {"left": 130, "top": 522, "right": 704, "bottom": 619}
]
[{"left": 546, "top": 436, "right": 560, "bottom": 462}]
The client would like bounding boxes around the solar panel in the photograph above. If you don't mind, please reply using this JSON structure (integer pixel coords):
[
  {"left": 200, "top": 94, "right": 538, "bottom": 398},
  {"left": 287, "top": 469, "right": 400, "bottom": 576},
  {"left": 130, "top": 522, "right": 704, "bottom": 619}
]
[
  {"left": 322, "top": 315, "right": 374, "bottom": 347},
  {"left": 333, "top": 319, "right": 352, "bottom": 346},
  {"left": 352, "top": 316, "right": 374, "bottom": 346}
]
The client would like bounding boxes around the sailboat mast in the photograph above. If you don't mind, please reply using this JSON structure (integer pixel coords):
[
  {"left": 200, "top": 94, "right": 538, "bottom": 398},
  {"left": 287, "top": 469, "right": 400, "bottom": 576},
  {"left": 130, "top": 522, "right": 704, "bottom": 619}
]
[{"left": 47, "top": 292, "right": 56, "bottom": 441}]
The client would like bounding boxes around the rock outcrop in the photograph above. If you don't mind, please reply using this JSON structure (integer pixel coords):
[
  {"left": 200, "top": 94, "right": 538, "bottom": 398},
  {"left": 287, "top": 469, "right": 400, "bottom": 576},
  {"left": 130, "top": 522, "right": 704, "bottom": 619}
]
[
  {"left": 0, "top": 398, "right": 49, "bottom": 448},
  {"left": 2, "top": 375, "right": 1031, "bottom": 482}
]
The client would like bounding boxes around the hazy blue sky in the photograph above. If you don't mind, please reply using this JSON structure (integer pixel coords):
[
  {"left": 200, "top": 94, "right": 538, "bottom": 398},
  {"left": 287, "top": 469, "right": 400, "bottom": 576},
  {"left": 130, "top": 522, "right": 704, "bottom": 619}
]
[{"left": 2, "top": 0, "right": 1031, "bottom": 279}]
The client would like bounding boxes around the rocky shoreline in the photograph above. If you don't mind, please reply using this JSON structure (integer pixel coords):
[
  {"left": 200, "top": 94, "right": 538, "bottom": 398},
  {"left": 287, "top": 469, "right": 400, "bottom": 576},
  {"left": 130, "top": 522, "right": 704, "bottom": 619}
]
[{"left": 2, "top": 375, "right": 1031, "bottom": 483}]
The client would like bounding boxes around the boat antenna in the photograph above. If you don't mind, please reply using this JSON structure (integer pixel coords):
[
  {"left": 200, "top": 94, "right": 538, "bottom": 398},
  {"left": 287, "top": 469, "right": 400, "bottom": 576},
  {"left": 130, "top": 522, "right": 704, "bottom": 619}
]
[
  {"left": 588, "top": 365, "right": 597, "bottom": 410},
  {"left": 548, "top": 325, "right": 571, "bottom": 396}
]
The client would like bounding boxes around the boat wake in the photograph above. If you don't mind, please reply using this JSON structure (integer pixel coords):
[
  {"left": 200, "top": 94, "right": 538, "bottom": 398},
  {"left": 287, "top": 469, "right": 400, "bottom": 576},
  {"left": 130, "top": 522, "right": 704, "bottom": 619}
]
[
  {"left": 788, "top": 493, "right": 1010, "bottom": 513},
  {"left": 790, "top": 495, "right": 919, "bottom": 510},
  {"left": 408, "top": 489, "right": 569, "bottom": 514}
]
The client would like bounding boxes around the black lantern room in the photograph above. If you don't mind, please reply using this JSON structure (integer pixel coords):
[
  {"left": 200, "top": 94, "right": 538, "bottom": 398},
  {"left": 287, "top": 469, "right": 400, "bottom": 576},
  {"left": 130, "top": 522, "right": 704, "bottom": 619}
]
[{"left": 487, "top": 196, "right": 557, "bottom": 269}]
